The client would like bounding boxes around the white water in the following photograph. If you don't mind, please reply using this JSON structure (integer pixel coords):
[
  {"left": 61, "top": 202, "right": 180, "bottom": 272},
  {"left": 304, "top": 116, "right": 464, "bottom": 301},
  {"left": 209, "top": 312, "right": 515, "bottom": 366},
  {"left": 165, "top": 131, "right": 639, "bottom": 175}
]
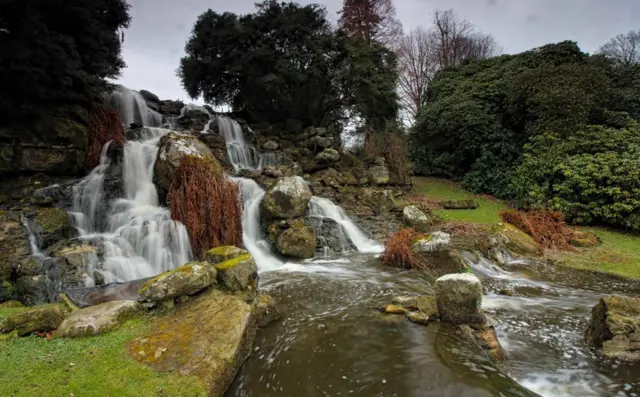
[
  {"left": 21, "top": 215, "right": 44, "bottom": 258},
  {"left": 105, "top": 85, "right": 162, "bottom": 127},
  {"left": 217, "top": 116, "right": 262, "bottom": 171}
]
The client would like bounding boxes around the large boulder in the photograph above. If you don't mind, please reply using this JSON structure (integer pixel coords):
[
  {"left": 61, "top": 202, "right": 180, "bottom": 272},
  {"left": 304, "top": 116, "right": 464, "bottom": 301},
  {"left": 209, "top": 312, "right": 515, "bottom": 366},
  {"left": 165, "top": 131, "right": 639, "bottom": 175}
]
[
  {"left": 412, "top": 232, "right": 468, "bottom": 277},
  {"left": 585, "top": 295, "right": 640, "bottom": 362},
  {"left": 5, "top": 305, "right": 65, "bottom": 336},
  {"left": 261, "top": 176, "right": 312, "bottom": 220},
  {"left": 213, "top": 254, "right": 258, "bottom": 293},
  {"left": 57, "top": 300, "right": 141, "bottom": 338},
  {"left": 435, "top": 273, "right": 485, "bottom": 325},
  {"left": 276, "top": 225, "right": 317, "bottom": 259},
  {"left": 402, "top": 205, "right": 431, "bottom": 232},
  {"left": 153, "top": 132, "right": 218, "bottom": 194},
  {"left": 140, "top": 261, "right": 218, "bottom": 303}
]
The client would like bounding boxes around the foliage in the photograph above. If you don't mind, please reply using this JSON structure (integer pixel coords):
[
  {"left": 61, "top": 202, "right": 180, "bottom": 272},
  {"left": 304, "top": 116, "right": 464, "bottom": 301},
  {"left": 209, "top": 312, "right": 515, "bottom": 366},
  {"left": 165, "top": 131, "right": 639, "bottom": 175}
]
[
  {"left": 511, "top": 125, "right": 640, "bottom": 230},
  {"left": 339, "top": 0, "right": 401, "bottom": 47},
  {"left": 168, "top": 156, "right": 243, "bottom": 258},
  {"left": 86, "top": 105, "right": 125, "bottom": 170},
  {"left": 500, "top": 210, "right": 576, "bottom": 251},
  {"left": 179, "top": 1, "right": 349, "bottom": 129},
  {"left": 380, "top": 228, "right": 426, "bottom": 270},
  {"left": 0, "top": 0, "right": 131, "bottom": 120}
]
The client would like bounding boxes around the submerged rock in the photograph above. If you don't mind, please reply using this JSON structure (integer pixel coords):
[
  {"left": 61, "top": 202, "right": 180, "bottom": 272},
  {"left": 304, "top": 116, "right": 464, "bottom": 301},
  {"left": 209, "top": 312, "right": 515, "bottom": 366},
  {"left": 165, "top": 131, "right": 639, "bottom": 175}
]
[
  {"left": 214, "top": 254, "right": 258, "bottom": 293},
  {"left": 459, "top": 323, "right": 507, "bottom": 364},
  {"left": 140, "top": 262, "right": 217, "bottom": 303},
  {"left": 5, "top": 305, "right": 65, "bottom": 336},
  {"left": 262, "top": 176, "right": 312, "bottom": 219},
  {"left": 402, "top": 205, "right": 431, "bottom": 232},
  {"left": 406, "top": 311, "right": 430, "bottom": 325},
  {"left": 276, "top": 225, "right": 317, "bottom": 259},
  {"left": 436, "top": 273, "right": 485, "bottom": 325},
  {"left": 585, "top": 295, "right": 640, "bottom": 362},
  {"left": 378, "top": 304, "right": 407, "bottom": 314},
  {"left": 255, "top": 294, "right": 281, "bottom": 327},
  {"left": 57, "top": 300, "right": 141, "bottom": 338}
]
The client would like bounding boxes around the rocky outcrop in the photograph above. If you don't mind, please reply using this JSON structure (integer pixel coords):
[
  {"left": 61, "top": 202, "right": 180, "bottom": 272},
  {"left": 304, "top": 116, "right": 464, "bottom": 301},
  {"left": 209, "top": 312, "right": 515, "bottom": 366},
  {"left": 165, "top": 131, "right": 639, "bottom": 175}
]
[
  {"left": 262, "top": 176, "right": 312, "bottom": 220},
  {"left": 403, "top": 205, "right": 431, "bottom": 232},
  {"left": 153, "top": 132, "right": 218, "bottom": 194},
  {"left": 28, "top": 207, "right": 75, "bottom": 248},
  {"left": 276, "top": 225, "right": 317, "bottom": 259},
  {"left": 0, "top": 211, "right": 31, "bottom": 292},
  {"left": 585, "top": 295, "right": 640, "bottom": 362},
  {"left": 176, "top": 109, "right": 210, "bottom": 133},
  {"left": 57, "top": 300, "right": 141, "bottom": 338},
  {"left": 140, "top": 262, "right": 218, "bottom": 303},
  {"left": 412, "top": 232, "right": 468, "bottom": 277},
  {"left": 435, "top": 273, "right": 485, "bottom": 325},
  {"left": 4, "top": 305, "right": 65, "bottom": 336}
]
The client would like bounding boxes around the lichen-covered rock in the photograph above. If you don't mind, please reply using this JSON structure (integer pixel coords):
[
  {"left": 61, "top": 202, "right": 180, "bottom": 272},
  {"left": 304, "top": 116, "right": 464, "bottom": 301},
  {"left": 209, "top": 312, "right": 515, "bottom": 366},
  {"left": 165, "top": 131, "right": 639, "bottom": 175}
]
[
  {"left": 214, "top": 254, "right": 258, "bottom": 293},
  {"left": 403, "top": 205, "right": 431, "bottom": 232},
  {"left": 369, "top": 164, "right": 390, "bottom": 185},
  {"left": 140, "top": 261, "right": 217, "bottom": 303},
  {"left": 57, "top": 300, "right": 141, "bottom": 338},
  {"left": 585, "top": 295, "right": 640, "bottom": 362},
  {"left": 153, "top": 132, "right": 218, "bottom": 194},
  {"left": 205, "top": 246, "right": 249, "bottom": 265},
  {"left": 436, "top": 273, "right": 485, "bottom": 325},
  {"left": 255, "top": 294, "right": 281, "bottom": 327},
  {"left": 130, "top": 289, "right": 257, "bottom": 397},
  {"left": 417, "top": 294, "right": 439, "bottom": 318},
  {"left": 5, "top": 305, "right": 65, "bottom": 336},
  {"left": 276, "top": 226, "right": 317, "bottom": 259},
  {"left": 316, "top": 148, "right": 340, "bottom": 164},
  {"left": 412, "top": 232, "right": 468, "bottom": 277},
  {"left": 30, "top": 207, "right": 75, "bottom": 249},
  {"left": 441, "top": 199, "right": 479, "bottom": 210},
  {"left": 262, "top": 176, "right": 312, "bottom": 219}
]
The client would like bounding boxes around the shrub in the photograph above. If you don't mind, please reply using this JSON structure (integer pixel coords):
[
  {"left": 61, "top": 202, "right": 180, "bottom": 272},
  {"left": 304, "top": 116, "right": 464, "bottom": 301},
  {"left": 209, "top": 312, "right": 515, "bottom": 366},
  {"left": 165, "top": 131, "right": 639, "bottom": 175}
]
[
  {"left": 168, "top": 156, "right": 243, "bottom": 258},
  {"left": 500, "top": 209, "right": 575, "bottom": 250},
  {"left": 380, "top": 228, "right": 426, "bottom": 269},
  {"left": 86, "top": 105, "right": 125, "bottom": 170}
]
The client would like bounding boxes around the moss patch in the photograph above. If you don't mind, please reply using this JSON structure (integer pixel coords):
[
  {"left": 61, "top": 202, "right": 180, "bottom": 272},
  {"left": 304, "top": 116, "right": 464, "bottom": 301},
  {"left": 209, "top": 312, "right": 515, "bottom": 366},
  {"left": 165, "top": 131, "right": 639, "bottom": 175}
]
[
  {"left": 34, "top": 208, "right": 70, "bottom": 234},
  {"left": 0, "top": 318, "right": 206, "bottom": 396},
  {"left": 214, "top": 254, "right": 252, "bottom": 270}
]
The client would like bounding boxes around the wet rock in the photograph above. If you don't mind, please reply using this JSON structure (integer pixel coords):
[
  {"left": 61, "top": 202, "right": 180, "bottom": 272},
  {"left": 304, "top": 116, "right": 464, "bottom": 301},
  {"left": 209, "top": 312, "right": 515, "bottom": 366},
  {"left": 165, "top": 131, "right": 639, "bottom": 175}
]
[
  {"left": 263, "top": 140, "right": 279, "bottom": 150},
  {"left": 441, "top": 199, "right": 478, "bottom": 209},
  {"left": 459, "top": 323, "right": 507, "bottom": 364},
  {"left": 306, "top": 136, "right": 334, "bottom": 151},
  {"left": 205, "top": 246, "right": 248, "bottom": 265},
  {"left": 50, "top": 241, "right": 99, "bottom": 287},
  {"left": 308, "top": 217, "right": 356, "bottom": 254},
  {"left": 153, "top": 132, "right": 218, "bottom": 194},
  {"left": 140, "top": 261, "right": 218, "bottom": 303},
  {"left": 413, "top": 232, "right": 468, "bottom": 277},
  {"left": 276, "top": 226, "right": 317, "bottom": 259},
  {"left": 435, "top": 273, "right": 485, "bottom": 325},
  {"left": 198, "top": 134, "right": 233, "bottom": 171},
  {"left": 30, "top": 207, "right": 75, "bottom": 249},
  {"left": 585, "top": 295, "right": 640, "bottom": 362},
  {"left": 176, "top": 109, "right": 210, "bottom": 133},
  {"left": 262, "top": 176, "right": 312, "bottom": 220},
  {"left": 158, "top": 99, "right": 184, "bottom": 116},
  {"left": 263, "top": 164, "right": 300, "bottom": 178},
  {"left": 368, "top": 163, "right": 390, "bottom": 185},
  {"left": 417, "top": 294, "right": 439, "bottom": 318},
  {"left": 378, "top": 304, "right": 407, "bottom": 314},
  {"left": 406, "top": 311, "right": 430, "bottom": 325},
  {"left": 255, "top": 294, "right": 281, "bottom": 327},
  {"left": 57, "top": 300, "right": 141, "bottom": 338},
  {"left": 214, "top": 254, "right": 258, "bottom": 293},
  {"left": 499, "top": 224, "right": 541, "bottom": 257},
  {"left": 5, "top": 305, "right": 65, "bottom": 336},
  {"left": 139, "top": 89, "right": 160, "bottom": 104},
  {"left": 392, "top": 295, "right": 418, "bottom": 309},
  {"left": 129, "top": 289, "right": 257, "bottom": 397},
  {"left": 403, "top": 205, "right": 431, "bottom": 232}
]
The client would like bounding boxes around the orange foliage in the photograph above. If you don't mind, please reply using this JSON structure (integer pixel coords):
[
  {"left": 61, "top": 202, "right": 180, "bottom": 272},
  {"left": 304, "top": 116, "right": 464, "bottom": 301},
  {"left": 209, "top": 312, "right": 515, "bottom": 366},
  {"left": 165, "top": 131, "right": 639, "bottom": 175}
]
[
  {"left": 380, "top": 228, "right": 427, "bottom": 270},
  {"left": 86, "top": 105, "right": 125, "bottom": 170},
  {"left": 436, "top": 221, "right": 485, "bottom": 236},
  {"left": 168, "top": 156, "right": 243, "bottom": 258},
  {"left": 500, "top": 209, "right": 576, "bottom": 251}
]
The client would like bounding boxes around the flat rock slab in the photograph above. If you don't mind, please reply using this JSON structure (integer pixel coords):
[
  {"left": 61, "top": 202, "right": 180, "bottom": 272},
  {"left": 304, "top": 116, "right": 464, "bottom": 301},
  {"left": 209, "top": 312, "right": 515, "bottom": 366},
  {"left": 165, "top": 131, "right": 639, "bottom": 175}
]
[
  {"left": 65, "top": 277, "right": 151, "bottom": 308},
  {"left": 129, "top": 289, "right": 257, "bottom": 396},
  {"left": 57, "top": 300, "right": 141, "bottom": 338}
]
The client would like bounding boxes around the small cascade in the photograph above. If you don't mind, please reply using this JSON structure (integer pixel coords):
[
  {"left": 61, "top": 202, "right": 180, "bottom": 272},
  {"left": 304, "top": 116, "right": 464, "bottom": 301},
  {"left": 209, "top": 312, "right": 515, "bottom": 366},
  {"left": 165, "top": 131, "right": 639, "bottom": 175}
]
[
  {"left": 21, "top": 215, "right": 44, "bottom": 258},
  {"left": 105, "top": 85, "right": 162, "bottom": 127},
  {"left": 308, "top": 197, "right": 384, "bottom": 254},
  {"left": 217, "top": 116, "right": 262, "bottom": 171}
]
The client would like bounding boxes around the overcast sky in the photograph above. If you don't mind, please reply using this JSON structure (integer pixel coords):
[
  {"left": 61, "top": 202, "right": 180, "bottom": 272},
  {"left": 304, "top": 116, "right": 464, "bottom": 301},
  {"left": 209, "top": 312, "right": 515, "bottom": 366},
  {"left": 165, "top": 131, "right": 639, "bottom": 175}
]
[{"left": 116, "top": 0, "right": 640, "bottom": 104}]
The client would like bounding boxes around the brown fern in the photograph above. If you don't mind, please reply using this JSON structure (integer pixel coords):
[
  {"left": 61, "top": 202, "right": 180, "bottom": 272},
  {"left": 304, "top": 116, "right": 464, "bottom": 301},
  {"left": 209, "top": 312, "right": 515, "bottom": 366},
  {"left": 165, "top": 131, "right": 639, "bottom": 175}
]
[
  {"left": 86, "top": 105, "right": 125, "bottom": 170},
  {"left": 500, "top": 209, "right": 575, "bottom": 251}
]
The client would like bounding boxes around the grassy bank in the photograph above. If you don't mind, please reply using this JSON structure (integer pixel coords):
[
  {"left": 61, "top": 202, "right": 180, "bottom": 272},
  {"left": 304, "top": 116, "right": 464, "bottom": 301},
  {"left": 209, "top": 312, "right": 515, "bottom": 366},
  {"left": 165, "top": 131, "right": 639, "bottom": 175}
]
[
  {"left": 0, "top": 317, "right": 206, "bottom": 397},
  {"left": 411, "top": 177, "right": 640, "bottom": 280}
]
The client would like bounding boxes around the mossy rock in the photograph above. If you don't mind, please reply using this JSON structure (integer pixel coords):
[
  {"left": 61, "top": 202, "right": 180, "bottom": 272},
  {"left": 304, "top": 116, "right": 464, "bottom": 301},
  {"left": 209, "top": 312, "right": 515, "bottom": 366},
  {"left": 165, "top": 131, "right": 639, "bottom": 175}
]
[
  {"left": 140, "top": 262, "right": 217, "bottom": 303},
  {"left": 32, "top": 207, "right": 75, "bottom": 249},
  {"left": 417, "top": 295, "right": 439, "bottom": 318},
  {"left": 501, "top": 223, "right": 542, "bottom": 256},
  {"left": 275, "top": 225, "right": 317, "bottom": 259},
  {"left": 255, "top": 294, "right": 281, "bottom": 327},
  {"left": 261, "top": 176, "right": 312, "bottom": 220},
  {"left": 5, "top": 305, "right": 66, "bottom": 336},
  {"left": 57, "top": 300, "right": 142, "bottom": 338},
  {"left": 214, "top": 255, "right": 258, "bottom": 293},
  {"left": 441, "top": 200, "right": 479, "bottom": 210},
  {"left": 585, "top": 295, "right": 640, "bottom": 362},
  {"left": 0, "top": 300, "right": 24, "bottom": 309},
  {"left": 205, "top": 246, "right": 248, "bottom": 265}
]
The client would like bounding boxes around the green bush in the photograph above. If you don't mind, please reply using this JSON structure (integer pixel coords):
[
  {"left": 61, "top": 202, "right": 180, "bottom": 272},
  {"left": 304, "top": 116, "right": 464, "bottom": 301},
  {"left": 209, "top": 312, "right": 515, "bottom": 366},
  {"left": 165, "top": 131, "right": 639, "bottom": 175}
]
[{"left": 512, "top": 125, "right": 640, "bottom": 229}]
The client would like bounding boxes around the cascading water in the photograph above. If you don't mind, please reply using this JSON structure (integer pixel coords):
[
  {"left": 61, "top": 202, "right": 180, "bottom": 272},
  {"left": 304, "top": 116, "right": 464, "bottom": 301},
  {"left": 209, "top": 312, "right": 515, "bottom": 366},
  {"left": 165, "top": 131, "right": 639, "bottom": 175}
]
[
  {"left": 217, "top": 116, "right": 262, "bottom": 171},
  {"left": 105, "top": 85, "right": 163, "bottom": 127}
]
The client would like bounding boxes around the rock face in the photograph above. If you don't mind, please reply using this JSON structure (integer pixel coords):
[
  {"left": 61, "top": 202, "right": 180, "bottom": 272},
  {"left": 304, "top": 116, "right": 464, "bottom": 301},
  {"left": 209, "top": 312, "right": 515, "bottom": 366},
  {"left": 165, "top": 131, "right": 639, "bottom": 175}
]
[
  {"left": 435, "top": 273, "right": 485, "bottom": 325},
  {"left": 57, "top": 300, "right": 141, "bottom": 338},
  {"left": 585, "top": 295, "right": 640, "bottom": 362},
  {"left": 153, "top": 132, "right": 218, "bottom": 194},
  {"left": 412, "top": 232, "right": 468, "bottom": 277},
  {"left": 140, "top": 262, "right": 218, "bottom": 303},
  {"left": 402, "top": 205, "right": 431, "bottom": 232},
  {"left": 0, "top": 211, "right": 31, "bottom": 294},
  {"left": 214, "top": 254, "right": 258, "bottom": 293},
  {"left": 262, "top": 176, "right": 312, "bottom": 220},
  {"left": 129, "top": 289, "right": 258, "bottom": 397},
  {"left": 5, "top": 305, "right": 65, "bottom": 336},
  {"left": 276, "top": 225, "right": 317, "bottom": 259}
]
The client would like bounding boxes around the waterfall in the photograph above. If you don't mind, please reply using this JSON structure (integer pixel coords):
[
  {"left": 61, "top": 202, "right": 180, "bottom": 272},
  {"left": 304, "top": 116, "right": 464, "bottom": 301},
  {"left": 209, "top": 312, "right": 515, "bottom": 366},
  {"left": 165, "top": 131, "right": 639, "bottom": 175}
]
[
  {"left": 308, "top": 197, "right": 384, "bottom": 254},
  {"left": 21, "top": 215, "right": 44, "bottom": 258},
  {"left": 105, "top": 85, "right": 162, "bottom": 127},
  {"left": 217, "top": 116, "right": 262, "bottom": 171}
]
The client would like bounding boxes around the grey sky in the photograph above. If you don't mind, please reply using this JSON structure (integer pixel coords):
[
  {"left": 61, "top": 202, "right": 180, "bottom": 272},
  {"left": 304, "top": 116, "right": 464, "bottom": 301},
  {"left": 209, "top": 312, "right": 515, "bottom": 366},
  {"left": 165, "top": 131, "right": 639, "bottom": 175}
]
[{"left": 116, "top": 0, "right": 640, "bottom": 103}]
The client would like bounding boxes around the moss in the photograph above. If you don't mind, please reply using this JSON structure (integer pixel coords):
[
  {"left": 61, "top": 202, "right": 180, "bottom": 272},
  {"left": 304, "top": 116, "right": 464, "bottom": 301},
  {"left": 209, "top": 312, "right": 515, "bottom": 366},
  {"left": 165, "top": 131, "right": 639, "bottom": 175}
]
[
  {"left": 207, "top": 246, "right": 237, "bottom": 256},
  {"left": 139, "top": 262, "right": 205, "bottom": 296},
  {"left": 34, "top": 208, "right": 70, "bottom": 234},
  {"left": 214, "top": 254, "right": 252, "bottom": 270}
]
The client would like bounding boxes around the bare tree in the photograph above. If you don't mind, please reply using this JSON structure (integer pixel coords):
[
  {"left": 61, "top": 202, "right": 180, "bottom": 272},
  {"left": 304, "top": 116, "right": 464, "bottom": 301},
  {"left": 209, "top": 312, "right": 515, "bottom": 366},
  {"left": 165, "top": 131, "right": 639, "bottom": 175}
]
[
  {"left": 599, "top": 30, "right": 640, "bottom": 66},
  {"left": 397, "top": 27, "right": 437, "bottom": 120},
  {"left": 339, "top": 0, "right": 402, "bottom": 47}
]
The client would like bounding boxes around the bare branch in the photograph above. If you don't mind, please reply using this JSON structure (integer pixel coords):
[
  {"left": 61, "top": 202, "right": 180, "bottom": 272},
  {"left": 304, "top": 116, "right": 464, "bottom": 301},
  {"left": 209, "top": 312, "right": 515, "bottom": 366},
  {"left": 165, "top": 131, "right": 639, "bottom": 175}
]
[{"left": 599, "top": 30, "right": 640, "bottom": 66}]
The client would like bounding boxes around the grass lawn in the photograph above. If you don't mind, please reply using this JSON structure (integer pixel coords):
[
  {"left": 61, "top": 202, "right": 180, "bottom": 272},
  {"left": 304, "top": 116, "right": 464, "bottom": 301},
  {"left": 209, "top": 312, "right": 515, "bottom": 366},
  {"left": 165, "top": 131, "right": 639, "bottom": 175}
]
[
  {"left": 412, "top": 177, "right": 506, "bottom": 225},
  {"left": 0, "top": 317, "right": 207, "bottom": 397}
]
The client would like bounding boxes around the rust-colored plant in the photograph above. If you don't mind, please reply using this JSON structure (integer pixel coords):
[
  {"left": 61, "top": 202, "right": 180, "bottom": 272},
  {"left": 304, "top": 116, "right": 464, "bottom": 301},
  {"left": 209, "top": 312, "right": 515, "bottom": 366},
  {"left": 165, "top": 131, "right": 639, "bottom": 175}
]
[
  {"left": 500, "top": 209, "right": 576, "bottom": 251},
  {"left": 86, "top": 105, "right": 125, "bottom": 170},
  {"left": 380, "top": 228, "right": 427, "bottom": 270},
  {"left": 168, "top": 156, "right": 243, "bottom": 258}
]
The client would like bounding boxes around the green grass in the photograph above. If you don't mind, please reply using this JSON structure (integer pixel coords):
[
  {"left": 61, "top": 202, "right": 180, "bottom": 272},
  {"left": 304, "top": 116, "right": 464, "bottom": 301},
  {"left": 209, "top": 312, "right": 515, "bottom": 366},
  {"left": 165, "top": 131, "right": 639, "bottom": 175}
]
[
  {"left": 412, "top": 177, "right": 506, "bottom": 225},
  {"left": 0, "top": 318, "right": 207, "bottom": 397}
]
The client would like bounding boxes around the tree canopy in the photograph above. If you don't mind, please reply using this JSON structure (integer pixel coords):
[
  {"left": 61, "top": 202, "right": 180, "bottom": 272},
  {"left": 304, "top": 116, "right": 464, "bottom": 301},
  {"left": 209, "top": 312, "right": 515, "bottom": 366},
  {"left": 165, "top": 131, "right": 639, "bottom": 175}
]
[{"left": 0, "top": 0, "right": 131, "bottom": 119}]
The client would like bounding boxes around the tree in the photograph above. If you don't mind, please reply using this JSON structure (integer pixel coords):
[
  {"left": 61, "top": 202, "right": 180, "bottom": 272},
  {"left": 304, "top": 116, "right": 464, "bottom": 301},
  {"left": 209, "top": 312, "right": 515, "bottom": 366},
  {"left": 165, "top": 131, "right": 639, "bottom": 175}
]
[
  {"left": 0, "top": 0, "right": 131, "bottom": 119},
  {"left": 599, "top": 30, "right": 640, "bottom": 66},
  {"left": 179, "top": 1, "right": 350, "bottom": 128},
  {"left": 339, "top": 0, "right": 402, "bottom": 47},
  {"left": 397, "top": 27, "right": 437, "bottom": 120}
]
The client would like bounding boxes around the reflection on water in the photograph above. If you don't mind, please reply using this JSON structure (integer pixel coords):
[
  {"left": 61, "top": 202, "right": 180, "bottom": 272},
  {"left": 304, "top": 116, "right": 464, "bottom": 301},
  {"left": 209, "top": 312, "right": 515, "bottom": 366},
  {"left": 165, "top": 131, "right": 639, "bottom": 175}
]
[{"left": 227, "top": 253, "right": 640, "bottom": 397}]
